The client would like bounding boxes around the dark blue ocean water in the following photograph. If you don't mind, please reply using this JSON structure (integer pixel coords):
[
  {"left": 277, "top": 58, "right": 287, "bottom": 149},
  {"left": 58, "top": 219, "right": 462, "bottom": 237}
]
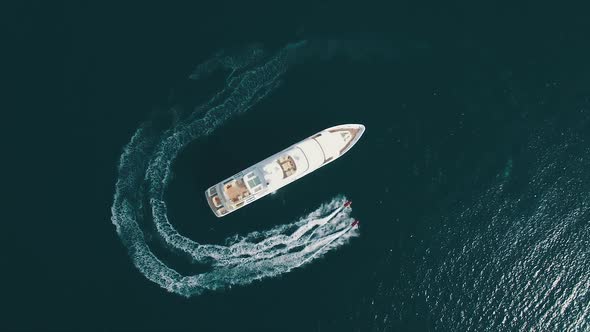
[{"left": 7, "top": 1, "right": 590, "bottom": 331}]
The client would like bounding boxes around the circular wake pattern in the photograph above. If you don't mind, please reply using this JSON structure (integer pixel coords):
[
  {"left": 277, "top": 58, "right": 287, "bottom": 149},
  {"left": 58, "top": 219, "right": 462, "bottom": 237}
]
[
  {"left": 111, "top": 42, "right": 359, "bottom": 297},
  {"left": 419, "top": 130, "right": 590, "bottom": 331}
]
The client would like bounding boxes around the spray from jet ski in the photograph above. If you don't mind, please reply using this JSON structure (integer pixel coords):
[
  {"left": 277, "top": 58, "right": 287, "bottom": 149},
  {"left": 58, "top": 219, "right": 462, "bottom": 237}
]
[{"left": 301, "top": 217, "right": 360, "bottom": 266}]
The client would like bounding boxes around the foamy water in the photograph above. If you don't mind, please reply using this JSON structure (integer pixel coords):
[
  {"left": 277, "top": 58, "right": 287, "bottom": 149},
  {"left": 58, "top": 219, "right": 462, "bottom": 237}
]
[{"left": 110, "top": 42, "right": 359, "bottom": 297}]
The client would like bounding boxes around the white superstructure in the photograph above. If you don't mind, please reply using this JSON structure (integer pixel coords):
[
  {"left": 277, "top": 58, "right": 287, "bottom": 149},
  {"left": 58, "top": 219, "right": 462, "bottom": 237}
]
[{"left": 205, "top": 124, "right": 365, "bottom": 217}]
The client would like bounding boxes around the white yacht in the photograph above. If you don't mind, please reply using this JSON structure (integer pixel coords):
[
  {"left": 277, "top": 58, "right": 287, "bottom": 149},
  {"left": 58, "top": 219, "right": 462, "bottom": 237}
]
[{"left": 205, "top": 124, "right": 365, "bottom": 217}]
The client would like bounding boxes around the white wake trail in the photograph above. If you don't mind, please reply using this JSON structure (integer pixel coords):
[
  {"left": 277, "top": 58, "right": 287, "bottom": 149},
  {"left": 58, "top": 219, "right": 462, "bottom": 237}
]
[{"left": 110, "top": 42, "right": 360, "bottom": 297}]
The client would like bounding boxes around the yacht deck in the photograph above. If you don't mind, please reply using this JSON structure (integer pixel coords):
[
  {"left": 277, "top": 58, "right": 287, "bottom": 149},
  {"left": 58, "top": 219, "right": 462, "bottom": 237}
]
[{"left": 223, "top": 178, "right": 250, "bottom": 203}]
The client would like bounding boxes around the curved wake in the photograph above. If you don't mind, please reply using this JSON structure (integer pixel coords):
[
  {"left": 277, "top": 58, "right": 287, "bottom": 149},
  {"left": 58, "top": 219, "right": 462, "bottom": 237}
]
[{"left": 111, "top": 42, "right": 359, "bottom": 297}]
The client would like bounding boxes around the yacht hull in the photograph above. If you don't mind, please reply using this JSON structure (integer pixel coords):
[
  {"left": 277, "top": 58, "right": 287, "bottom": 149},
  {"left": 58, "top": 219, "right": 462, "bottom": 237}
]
[{"left": 205, "top": 124, "right": 365, "bottom": 217}]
